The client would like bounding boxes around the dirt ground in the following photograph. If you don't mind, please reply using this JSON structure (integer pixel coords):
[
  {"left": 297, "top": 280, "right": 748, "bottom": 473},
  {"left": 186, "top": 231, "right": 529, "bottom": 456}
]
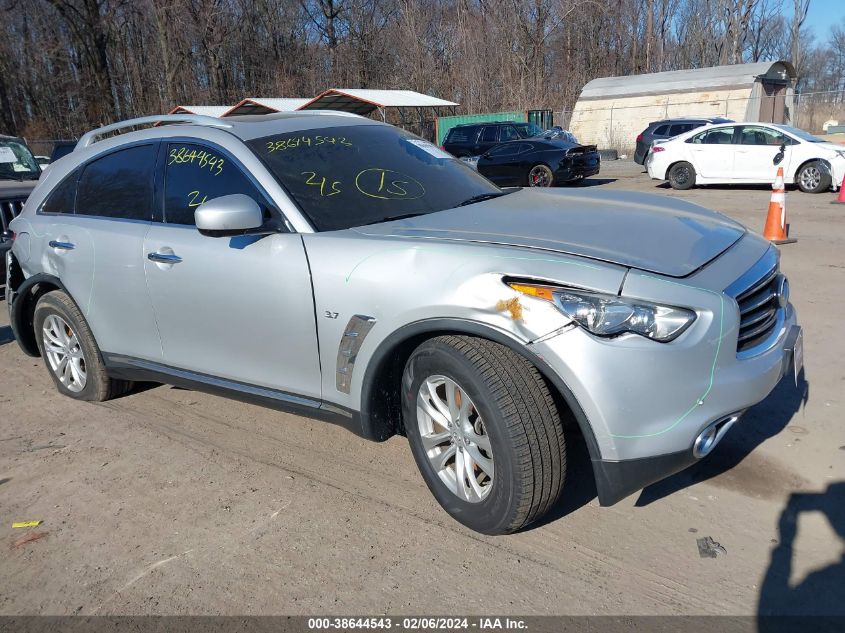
[{"left": 1, "top": 160, "right": 843, "bottom": 616}]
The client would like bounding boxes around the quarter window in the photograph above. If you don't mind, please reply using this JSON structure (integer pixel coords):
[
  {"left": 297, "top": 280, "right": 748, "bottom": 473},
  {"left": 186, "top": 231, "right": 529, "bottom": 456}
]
[
  {"left": 41, "top": 170, "right": 80, "bottom": 214},
  {"left": 163, "top": 142, "right": 263, "bottom": 226},
  {"left": 653, "top": 125, "right": 669, "bottom": 136},
  {"left": 76, "top": 144, "right": 157, "bottom": 220}
]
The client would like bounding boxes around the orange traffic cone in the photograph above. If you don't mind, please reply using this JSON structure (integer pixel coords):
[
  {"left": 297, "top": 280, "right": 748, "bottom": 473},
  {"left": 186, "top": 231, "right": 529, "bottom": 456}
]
[
  {"left": 763, "top": 167, "right": 797, "bottom": 244},
  {"left": 832, "top": 182, "right": 845, "bottom": 205}
]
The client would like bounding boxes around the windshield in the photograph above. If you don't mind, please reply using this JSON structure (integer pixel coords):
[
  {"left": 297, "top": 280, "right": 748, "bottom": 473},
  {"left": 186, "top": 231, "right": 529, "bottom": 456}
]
[
  {"left": 248, "top": 125, "right": 500, "bottom": 231},
  {"left": 775, "top": 125, "right": 824, "bottom": 143},
  {"left": 0, "top": 139, "right": 41, "bottom": 180}
]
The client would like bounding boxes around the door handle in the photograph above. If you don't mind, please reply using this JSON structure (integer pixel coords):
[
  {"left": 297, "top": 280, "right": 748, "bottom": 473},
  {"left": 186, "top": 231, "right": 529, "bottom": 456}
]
[
  {"left": 48, "top": 240, "right": 75, "bottom": 250},
  {"left": 147, "top": 252, "right": 183, "bottom": 264}
]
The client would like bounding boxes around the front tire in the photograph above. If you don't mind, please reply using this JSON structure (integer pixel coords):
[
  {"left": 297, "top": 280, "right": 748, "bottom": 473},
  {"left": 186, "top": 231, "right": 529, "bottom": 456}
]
[
  {"left": 796, "top": 161, "right": 831, "bottom": 193},
  {"left": 402, "top": 336, "right": 566, "bottom": 535},
  {"left": 668, "top": 161, "right": 696, "bottom": 190},
  {"left": 33, "top": 291, "right": 132, "bottom": 401}
]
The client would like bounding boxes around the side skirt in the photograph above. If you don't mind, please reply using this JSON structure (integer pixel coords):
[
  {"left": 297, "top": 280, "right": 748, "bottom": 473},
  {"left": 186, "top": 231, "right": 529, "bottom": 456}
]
[{"left": 102, "top": 354, "right": 364, "bottom": 436}]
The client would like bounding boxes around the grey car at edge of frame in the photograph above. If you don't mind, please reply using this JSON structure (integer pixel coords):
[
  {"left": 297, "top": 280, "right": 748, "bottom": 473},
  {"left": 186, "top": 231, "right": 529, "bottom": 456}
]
[{"left": 5, "top": 112, "right": 803, "bottom": 535}]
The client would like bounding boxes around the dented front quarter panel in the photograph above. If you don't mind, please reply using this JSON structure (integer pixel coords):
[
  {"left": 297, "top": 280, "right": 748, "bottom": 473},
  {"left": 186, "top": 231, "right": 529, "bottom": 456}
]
[{"left": 302, "top": 232, "right": 628, "bottom": 412}]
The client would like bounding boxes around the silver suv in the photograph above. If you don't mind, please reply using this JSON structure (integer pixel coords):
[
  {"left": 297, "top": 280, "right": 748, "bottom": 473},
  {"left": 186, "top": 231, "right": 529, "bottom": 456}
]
[{"left": 5, "top": 113, "right": 802, "bottom": 535}]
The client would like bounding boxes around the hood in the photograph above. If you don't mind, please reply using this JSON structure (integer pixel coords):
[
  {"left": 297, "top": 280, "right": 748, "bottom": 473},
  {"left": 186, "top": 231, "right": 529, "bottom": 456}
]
[
  {"left": 354, "top": 188, "right": 745, "bottom": 278},
  {"left": 814, "top": 142, "right": 845, "bottom": 155},
  {"left": 0, "top": 179, "right": 38, "bottom": 198}
]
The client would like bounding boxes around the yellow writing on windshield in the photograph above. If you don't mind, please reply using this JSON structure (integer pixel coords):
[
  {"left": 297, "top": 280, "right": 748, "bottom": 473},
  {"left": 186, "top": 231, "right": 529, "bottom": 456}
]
[
  {"left": 302, "top": 171, "right": 342, "bottom": 196},
  {"left": 267, "top": 135, "right": 353, "bottom": 153},
  {"left": 355, "top": 168, "right": 425, "bottom": 200}
]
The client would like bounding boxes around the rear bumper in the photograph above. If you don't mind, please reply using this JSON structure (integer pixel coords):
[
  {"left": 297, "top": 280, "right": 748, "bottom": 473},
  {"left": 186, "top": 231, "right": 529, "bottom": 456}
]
[{"left": 556, "top": 154, "right": 601, "bottom": 182}]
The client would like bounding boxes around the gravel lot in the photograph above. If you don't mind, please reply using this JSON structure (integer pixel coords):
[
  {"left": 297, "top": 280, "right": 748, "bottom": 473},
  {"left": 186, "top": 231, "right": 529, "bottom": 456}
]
[{"left": 1, "top": 160, "right": 843, "bottom": 616}]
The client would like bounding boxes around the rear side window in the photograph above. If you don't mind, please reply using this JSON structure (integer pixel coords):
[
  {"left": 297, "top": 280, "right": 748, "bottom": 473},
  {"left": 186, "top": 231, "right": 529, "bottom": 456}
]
[
  {"left": 445, "top": 127, "right": 476, "bottom": 143},
  {"left": 500, "top": 126, "right": 520, "bottom": 142},
  {"left": 163, "top": 142, "right": 263, "bottom": 226},
  {"left": 488, "top": 142, "right": 526, "bottom": 157},
  {"left": 689, "top": 127, "right": 735, "bottom": 145},
  {"left": 480, "top": 127, "right": 498, "bottom": 143},
  {"left": 668, "top": 123, "right": 694, "bottom": 136},
  {"left": 653, "top": 125, "right": 669, "bottom": 136},
  {"left": 76, "top": 144, "right": 157, "bottom": 220},
  {"left": 41, "top": 170, "right": 79, "bottom": 214}
]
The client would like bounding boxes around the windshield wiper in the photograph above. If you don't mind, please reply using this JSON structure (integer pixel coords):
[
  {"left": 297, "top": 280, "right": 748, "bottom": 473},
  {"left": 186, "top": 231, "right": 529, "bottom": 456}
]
[
  {"left": 456, "top": 192, "right": 508, "bottom": 207},
  {"left": 358, "top": 212, "right": 428, "bottom": 226}
]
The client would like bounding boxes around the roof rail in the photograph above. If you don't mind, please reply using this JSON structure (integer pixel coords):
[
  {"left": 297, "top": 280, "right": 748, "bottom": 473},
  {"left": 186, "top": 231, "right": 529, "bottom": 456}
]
[{"left": 76, "top": 114, "right": 233, "bottom": 149}]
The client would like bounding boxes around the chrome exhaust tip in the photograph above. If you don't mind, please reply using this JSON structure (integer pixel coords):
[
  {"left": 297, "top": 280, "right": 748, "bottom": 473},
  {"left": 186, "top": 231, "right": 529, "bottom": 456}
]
[{"left": 693, "top": 413, "right": 741, "bottom": 458}]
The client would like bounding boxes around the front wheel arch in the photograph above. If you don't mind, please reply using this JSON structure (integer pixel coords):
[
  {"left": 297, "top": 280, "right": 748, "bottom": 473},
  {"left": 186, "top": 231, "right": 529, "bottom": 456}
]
[
  {"left": 793, "top": 158, "right": 832, "bottom": 192},
  {"left": 357, "top": 319, "right": 602, "bottom": 463}
]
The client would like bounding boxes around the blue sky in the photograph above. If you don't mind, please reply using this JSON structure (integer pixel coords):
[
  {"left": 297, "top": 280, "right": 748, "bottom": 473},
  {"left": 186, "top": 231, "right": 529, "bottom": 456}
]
[{"left": 799, "top": 0, "right": 845, "bottom": 40}]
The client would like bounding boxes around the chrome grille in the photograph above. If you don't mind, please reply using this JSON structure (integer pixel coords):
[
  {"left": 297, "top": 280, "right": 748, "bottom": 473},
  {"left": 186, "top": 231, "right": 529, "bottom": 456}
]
[
  {"left": 0, "top": 197, "right": 26, "bottom": 233},
  {"left": 734, "top": 265, "right": 781, "bottom": 353}
]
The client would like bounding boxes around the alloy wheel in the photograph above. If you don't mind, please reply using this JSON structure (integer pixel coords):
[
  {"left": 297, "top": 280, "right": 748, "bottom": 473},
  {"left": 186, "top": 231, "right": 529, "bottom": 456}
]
[
  {"left": 528, "top": 165, "right": 552, "bottom": 187},
  {"left": 42, "top": 314, "right": 87, "bottom": 392},
  {"left": 416, "top": 375, "right": 494, "bottom": 502},
  {"left": 800, "top": 166, "right": 821, "bottom": 190}
]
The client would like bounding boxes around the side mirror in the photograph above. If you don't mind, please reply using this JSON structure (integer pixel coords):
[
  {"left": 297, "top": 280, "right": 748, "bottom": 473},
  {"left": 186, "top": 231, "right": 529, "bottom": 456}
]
[{"left": 194, "top": 194, "right": 264, "bottom": 238}]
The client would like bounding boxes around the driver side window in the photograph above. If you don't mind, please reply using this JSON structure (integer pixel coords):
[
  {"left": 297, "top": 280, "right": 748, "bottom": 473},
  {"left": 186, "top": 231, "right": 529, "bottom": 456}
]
[{"left": 163, "top": 142, "right": 264, "bottom": 226}]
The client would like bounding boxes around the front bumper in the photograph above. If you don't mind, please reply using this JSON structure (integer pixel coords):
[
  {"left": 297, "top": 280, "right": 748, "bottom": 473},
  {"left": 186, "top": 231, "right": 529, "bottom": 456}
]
[{"left": 530, "top": 250, "right": 800, "bottom": 504}]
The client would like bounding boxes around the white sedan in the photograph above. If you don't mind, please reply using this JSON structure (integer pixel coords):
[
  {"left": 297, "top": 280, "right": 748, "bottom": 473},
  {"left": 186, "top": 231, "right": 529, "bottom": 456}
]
[{"left": 646, "top": 122, "right": 845, "bottom": 193}]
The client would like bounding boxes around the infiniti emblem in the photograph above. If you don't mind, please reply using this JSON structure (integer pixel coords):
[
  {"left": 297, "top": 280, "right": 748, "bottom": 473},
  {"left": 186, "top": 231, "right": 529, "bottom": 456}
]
[{"left": 776, "top": 275, "right": 789, "bottom": 309}]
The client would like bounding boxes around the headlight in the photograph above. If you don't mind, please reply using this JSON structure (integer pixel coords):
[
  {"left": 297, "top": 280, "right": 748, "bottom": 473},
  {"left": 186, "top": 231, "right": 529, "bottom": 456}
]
[{"left": 509, "top": 282, "right": 696, "bottom": 342}]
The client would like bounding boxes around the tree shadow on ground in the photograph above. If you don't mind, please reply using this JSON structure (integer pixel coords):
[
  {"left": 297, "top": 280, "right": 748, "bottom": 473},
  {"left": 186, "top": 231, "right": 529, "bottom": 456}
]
[{"left": 635, "top": 371, "right": 809, "bottom": 507}]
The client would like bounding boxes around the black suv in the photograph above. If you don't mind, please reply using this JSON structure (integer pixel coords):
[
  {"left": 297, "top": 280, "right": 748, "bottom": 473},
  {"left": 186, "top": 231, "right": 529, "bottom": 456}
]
[
  {"left": 634, "top": 117, "right": 733, "bottom": 164},
  {"left": 443, "top": 121, "right": 544, "bottom": 157}
]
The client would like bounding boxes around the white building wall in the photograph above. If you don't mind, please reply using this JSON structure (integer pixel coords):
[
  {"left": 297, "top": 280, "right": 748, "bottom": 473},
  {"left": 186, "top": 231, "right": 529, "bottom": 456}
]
[{"left": 570, "top": 87, "right": 753, "bottom": 152}]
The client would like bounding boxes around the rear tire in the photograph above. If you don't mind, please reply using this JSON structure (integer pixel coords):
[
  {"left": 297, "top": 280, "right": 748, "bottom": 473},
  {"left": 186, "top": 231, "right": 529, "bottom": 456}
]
[
  {"left": 668, "top": 161, "right": 696, "bottom": 190},
  {"left": 527, "top": 164, "right": 554, "bottom": 187},
  {"left": 33, "top": 291, "right": 132, "bottom": 401},
  {"left": 402, "top": 335, "right": 566, "bottom": 535},
  {"left": 795, "top": 161, "right": 831, "bottom": 193}
]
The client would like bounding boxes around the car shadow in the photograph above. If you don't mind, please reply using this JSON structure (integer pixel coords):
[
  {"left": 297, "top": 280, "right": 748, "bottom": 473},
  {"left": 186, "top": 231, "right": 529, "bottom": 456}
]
[
  {"left": 564, "top": 178, "right": 617, "bottom": 188},
  {"left": 655, "top": 182, "right": 790, "bottom": 192},
  {"left": 0, "top": 325, "right": 14, "bottom": 346},
  {"left": 757, "top": 481, "right": 845, "bottom": 627},
  {"left": 635, "top": 371, "right": 809, "bottom": 507}
]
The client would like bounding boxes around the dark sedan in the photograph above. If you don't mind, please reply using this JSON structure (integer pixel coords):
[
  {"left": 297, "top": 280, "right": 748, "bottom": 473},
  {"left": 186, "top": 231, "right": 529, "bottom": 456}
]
[{"left": 476, "top": 139, "right": 600, "bottom": 187}]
